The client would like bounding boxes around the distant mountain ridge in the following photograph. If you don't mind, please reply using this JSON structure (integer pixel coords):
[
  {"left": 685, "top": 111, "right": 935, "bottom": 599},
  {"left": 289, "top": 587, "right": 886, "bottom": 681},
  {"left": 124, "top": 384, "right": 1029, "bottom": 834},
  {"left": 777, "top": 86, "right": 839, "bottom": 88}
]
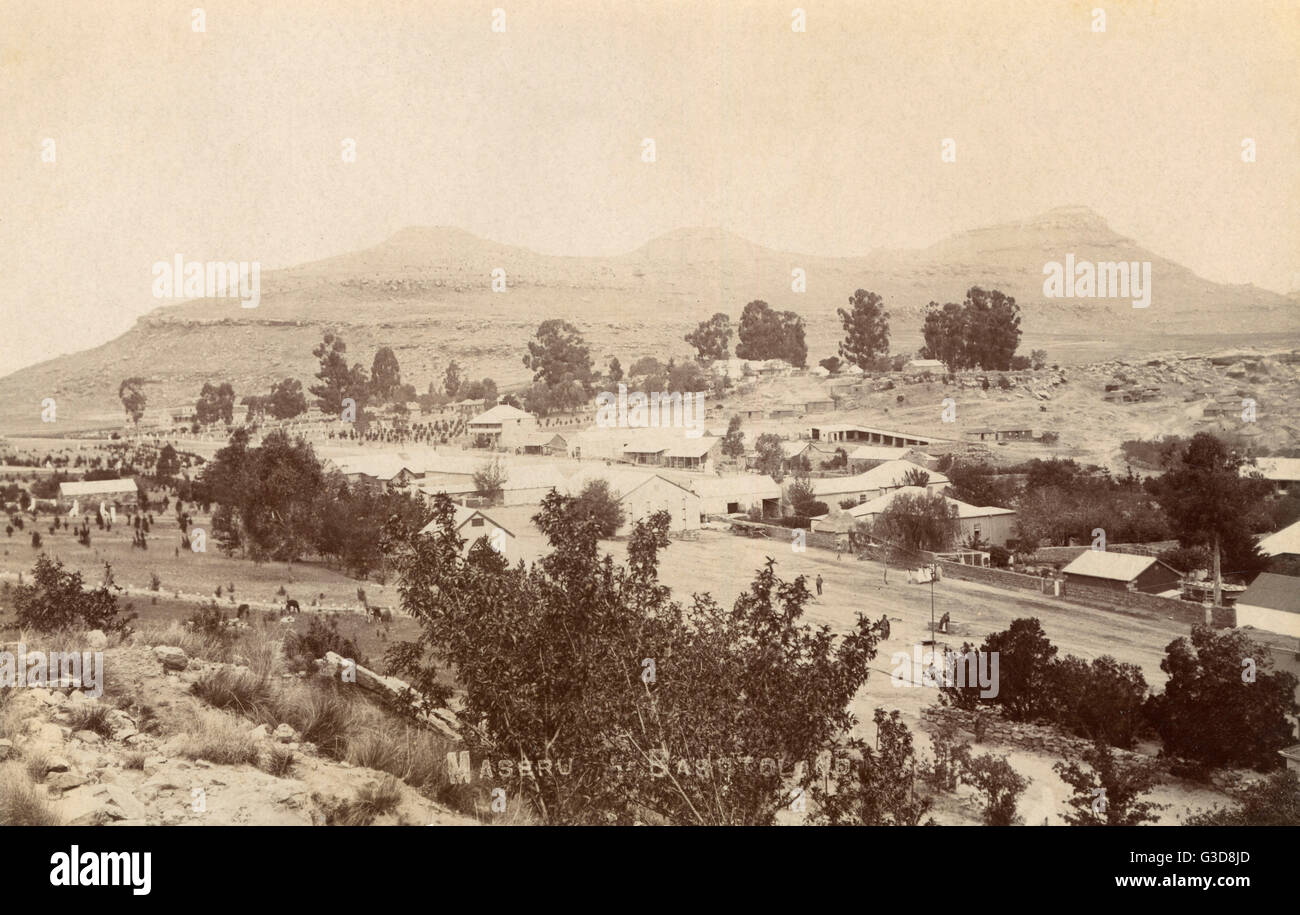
[{"left": 2, "top": 207, "right": 1294, "bottom": 432}]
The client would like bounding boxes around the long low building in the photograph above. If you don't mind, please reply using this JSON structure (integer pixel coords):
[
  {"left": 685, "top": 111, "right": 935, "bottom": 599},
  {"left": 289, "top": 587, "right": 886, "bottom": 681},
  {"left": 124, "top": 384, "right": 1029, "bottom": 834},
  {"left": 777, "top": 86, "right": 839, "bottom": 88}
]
[
  {"left": 1061, "top": 550, "right": 1182, "bottom": 594},
  {"left": 810, "top": 423, "right": 945, "bottom": 448},
  {"left": 58, "top": 478, "right": 141, "bottom": 509},
  {"left": 811, "top": 459, "right": 949, "bottom": 506},
  {"left": 689, "top": 474, "right": 781, "bottom": 517}
]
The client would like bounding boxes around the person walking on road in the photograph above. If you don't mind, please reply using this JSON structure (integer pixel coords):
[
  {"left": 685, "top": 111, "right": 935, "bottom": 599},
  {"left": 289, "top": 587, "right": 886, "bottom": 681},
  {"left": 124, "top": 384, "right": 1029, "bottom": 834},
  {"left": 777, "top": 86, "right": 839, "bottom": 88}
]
[{"left": 815, "top": 573, "right": 824, "bottom": 597}]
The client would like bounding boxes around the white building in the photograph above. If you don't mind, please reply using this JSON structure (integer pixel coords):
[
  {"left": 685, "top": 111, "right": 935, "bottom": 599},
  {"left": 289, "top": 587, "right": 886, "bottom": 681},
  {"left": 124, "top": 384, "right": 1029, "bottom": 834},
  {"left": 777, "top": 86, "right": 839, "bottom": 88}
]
[
  {"left": 58, "top": 478, "right": 141, "bottom": 510},
  {"left": 566, "top": 468, "right": 701, "bottom": 535},
  {"left": 1258, "top": 519, "right": 1300, "bottom": 558},
  {"left": 690, "top": 474, "right": 782, "bottom": 517},
  {"left": 1245, "top": 457, "right": 1300, "bottom": 496},
  {"left": 839, "top": 486, "right": 1017, "bottom": 547},
  {"left": 467, "top": 404, "right": 538, "bottom": 447},
  {"left": 420, "top": 506, "right": 516, "bottom": 562}
]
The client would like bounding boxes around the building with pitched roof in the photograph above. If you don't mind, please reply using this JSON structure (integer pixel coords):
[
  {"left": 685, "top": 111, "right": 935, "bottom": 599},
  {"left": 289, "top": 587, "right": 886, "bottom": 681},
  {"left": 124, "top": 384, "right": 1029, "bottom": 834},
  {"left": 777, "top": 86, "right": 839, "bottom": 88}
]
[
  {"left": 1061, "top": 550, "right": 1182, "bottom": 594},
  {"left": 1235, "top": 572, "right": 1300, "bottom": 638}
]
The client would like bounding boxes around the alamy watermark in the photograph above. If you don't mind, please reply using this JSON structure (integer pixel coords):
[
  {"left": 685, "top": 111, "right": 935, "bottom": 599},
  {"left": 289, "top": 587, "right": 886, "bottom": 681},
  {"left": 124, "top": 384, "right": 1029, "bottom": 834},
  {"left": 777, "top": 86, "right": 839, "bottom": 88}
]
[
  {"left": 152, "top": 255, "right": 261, "bottom": 309},
  {"left": 0, "top": 644, "right": 104, "bottom": 698},
  {"left": 891, "top": 645, "right": 999, "bottom": 698},
  {"left": 1043, "top": 254, "right": 1151, "bottom": 309},
  {"left": 594, "top": 384, "right": 706, "bottom": 437}
]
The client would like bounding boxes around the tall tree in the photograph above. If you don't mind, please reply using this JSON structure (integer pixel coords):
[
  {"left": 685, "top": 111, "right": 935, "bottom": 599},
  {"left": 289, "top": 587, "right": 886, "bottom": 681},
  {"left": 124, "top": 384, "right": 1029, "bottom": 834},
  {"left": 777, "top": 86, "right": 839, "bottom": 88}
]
[
  {"left": 963, "top": 286, "right": 1022, "bottom": 371},
  {"left": 720, "top": 415, "right": 745, "bottom": 459},
  {"left": 118, "top": 377, "right": 147, "bottom": 426},
  {"left": 685, "top": 312, "right": 733, "bottom": 363},
  {"left": 523, "top": 319, "right": 595, "bottom": 409},
  {"left": 1152, "top": 433, "right": 1271, "bottom": 608},
  {"left": 370, "top": 346, "right": 402, "bottom": 402},
  {"left": 195, "top": 381, "right": 236, "bottom": 425},
  {"left": 310, "top": 332, "right": 368, "bottom": 415},
  {"left": 442, "top": 361, "right": 464, "bottom": 400},
  {"left": 155, "top": 444, "right": 180, "bottom": 479},
  {"left": 837, "top": 289, "right": 891, "bottom": 370},
  {"left": 754, "top": 433, "right": 785, "bottom": 482},
  {"left": 268, "top": 378, "right": 308, "bottom": 419},
  {"left": 919, "top": 301, "right": 966, "bottom": 371}
]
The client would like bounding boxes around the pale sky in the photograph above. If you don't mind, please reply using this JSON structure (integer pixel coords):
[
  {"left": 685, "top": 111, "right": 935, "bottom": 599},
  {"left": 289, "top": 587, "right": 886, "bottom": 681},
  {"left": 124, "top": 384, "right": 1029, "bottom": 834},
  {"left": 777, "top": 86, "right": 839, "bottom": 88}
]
[{"left": 1, "top": 0, "right": 1297, "bottom": 372}]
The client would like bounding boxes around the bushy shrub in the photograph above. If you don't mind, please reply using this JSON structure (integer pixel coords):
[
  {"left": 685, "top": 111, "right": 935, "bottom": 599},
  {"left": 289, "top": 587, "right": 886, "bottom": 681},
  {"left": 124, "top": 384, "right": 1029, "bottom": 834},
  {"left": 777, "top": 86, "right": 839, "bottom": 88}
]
[
  {"left": 283, "top": 615, "right": 367, "bottom": 673},
  {"left": 12, "top": 556, "right": 132, "bottom": 633}
]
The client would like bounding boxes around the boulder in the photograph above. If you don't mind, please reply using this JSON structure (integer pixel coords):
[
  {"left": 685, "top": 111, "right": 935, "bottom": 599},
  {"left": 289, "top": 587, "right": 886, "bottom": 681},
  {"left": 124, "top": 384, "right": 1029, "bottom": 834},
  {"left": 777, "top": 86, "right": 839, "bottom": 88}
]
[
  {"left": 46, "top": 771, "right": 89, "bottom": 792},
  {"left": 272, "top": 724, "right": 298, "bottom": 744},
  {"left": 85, "top": 629, "right": 108, "bottom": 650},
  {"left": 153, "top": 646, "right": 189, "bottom": 671},
  {"left": 58, "top": 783, "right": 147, "bottom": 824}
]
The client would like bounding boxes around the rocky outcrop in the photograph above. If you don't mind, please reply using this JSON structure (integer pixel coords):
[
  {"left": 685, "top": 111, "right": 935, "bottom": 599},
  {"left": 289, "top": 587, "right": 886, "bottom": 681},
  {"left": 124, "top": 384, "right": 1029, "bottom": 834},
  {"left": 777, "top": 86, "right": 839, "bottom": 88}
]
[
  {"left": 314, "top": 651, "right": 463, "bottom": 741},
  {"left": 153, "top": 645, "right": 189, "bottom": 671}
]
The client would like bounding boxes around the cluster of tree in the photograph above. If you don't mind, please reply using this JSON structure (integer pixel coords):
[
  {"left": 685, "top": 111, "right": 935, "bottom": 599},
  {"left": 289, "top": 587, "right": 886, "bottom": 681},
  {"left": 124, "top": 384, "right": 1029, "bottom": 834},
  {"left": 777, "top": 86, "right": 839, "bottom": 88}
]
[
  {"left": 736, "top": 300, "right": 807, "bottom": 367},
  {"left": 621, "top": 356, "right": 711, "bottom": 397},
  {"left": 919, "top": 287, "right": 1023, "bottom": 371},
  {"left": 938, "top": 443, "right": 1271, "bottom": 590},
  {"left": 441, "top": 361, "right": 497, "bottom": 405},
  {"left": 200, "top": 428, "right": 428, "bottom": 575},
  {"left": 1183, "top": 769, "right": 1300, "bottom": 825},
  {"left": 195, "top": 382, "right": 236, "bottom": 426},
  {"left": 943, "top": 618, "right": 1297, "bottom": 771},
  {"left": 1012, "top": 459, "right": 1171, "bottom": 549},
  {"left": 242, "top": 378, "right": 309, "bottom": 423},
  {"left": 384, "top": 492, "right": 886, "bottom": 824}
]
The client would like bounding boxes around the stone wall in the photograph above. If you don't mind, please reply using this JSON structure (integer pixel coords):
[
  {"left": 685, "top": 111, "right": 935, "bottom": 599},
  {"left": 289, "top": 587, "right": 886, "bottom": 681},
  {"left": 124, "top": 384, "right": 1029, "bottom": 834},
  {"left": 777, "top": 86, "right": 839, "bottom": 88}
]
[{"left": 922, "top": 705, "right": 1159, "bottom": 768}]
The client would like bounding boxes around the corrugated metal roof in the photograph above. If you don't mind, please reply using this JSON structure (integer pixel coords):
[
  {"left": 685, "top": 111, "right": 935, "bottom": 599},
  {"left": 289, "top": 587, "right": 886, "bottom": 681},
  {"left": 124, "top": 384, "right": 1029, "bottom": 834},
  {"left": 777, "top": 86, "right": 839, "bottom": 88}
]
[
  {"left": 1239, "top": 572, "right": 1300, "bottom": 615},
  {"left": 1062, "top": 550, "right": 1159, "bottom": 582},
  {"left": 1258, "top": 519, "right": 1300, "bottom": 557},
  {"left": 59, "top": 479, "right": 139, "bottom": 496}
]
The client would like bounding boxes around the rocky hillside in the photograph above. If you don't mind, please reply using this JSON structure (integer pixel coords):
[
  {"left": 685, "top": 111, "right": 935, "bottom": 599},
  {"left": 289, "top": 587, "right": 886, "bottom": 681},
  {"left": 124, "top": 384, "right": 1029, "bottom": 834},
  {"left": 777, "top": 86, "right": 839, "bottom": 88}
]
[
  {"left": 0, "top": 207, "right": 1293, "bottom": 432},
  {"left": 0, "top": 627, "right": 482, "bottom": 827}
]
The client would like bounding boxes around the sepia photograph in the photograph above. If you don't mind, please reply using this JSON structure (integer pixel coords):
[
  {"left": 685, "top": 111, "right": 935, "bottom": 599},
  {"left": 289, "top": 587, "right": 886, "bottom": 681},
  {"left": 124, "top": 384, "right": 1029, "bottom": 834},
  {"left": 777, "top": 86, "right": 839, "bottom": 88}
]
[{"left": 0, "top": 0, "right": 1297, "bottom": 894}]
